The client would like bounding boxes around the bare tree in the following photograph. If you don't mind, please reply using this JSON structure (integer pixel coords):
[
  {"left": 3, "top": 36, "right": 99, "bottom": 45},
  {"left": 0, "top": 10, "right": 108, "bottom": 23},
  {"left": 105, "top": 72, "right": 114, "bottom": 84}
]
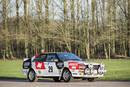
[
  {"left": 2, "top": 0, "right": 8, "bottom": 59},
  {"left": 127, "top": 0, "right": 130, "bottom": 56},
  {"left": 23, "top": 0, "right": 29, "bottom": 57}
]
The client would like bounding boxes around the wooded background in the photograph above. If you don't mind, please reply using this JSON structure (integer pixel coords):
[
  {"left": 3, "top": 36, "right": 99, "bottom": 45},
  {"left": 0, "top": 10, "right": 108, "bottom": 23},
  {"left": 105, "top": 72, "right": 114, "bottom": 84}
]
[{"left": 0, "top": 0, "right": 130, "bottom": 59}]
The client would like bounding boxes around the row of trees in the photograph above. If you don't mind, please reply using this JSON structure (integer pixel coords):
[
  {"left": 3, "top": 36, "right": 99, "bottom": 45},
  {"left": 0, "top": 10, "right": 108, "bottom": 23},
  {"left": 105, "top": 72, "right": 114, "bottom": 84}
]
[{"left": 0, "top": 0, "right": 130, "bottom": 59}]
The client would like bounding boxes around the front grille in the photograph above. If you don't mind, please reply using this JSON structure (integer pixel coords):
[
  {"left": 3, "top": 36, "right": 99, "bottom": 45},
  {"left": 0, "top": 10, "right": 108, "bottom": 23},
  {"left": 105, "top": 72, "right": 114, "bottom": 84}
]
[{"left": 93, "top": 65, "right": 100, "bottom": 70}]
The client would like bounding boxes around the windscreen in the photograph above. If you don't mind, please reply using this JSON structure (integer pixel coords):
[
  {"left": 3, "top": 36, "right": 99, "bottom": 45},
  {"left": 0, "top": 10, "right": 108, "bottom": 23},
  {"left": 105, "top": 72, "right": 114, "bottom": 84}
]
[{"left": 57, "top": 53, "right": 82, "bottom": 61}]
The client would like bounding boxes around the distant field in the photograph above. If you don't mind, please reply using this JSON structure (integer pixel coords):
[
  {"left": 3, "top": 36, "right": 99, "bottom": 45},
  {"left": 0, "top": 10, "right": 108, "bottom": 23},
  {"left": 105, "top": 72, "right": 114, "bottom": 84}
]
[
  {"left": 0, "top": 60, "right": 26, "bottom": 79},
  {"left": 0, "top": 59, "right": 130, "bottom": 81}
]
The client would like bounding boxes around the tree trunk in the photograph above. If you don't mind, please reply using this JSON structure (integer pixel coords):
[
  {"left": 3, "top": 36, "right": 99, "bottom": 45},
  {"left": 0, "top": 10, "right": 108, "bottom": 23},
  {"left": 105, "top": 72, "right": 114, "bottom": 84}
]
[
  {"left": 127, "top": 0, "right": 130, "bottom": 56},
  {"left": 86, "top": 0, "right": 90, "bottom": 59},
  {"left": 104, "top": 44, "right": 108, "bottom": 59},
  {"left": 2, "top": 0, "right": 9, "bottom": 59},
  {"left": 63, "top": 0, "right": 72, "bottom": 52},
  {"left": 45, "top": 0, "right": 49, "bottom": 25},
  {"left": 102, "top": 0, "right": 108, "bottom": 59},
  {"left": 24, "top": 0, "right": 28, "bottom": 57},
  {"left": 108, "top": 0, "right": 112, "bottom": 59},
  {"left": 70, "top": 0, "right": 75, "bottom": 53},
  {"left": 91, "top": 0, "right": 96, "bottom": 57},
  {"left": 112, "top": 0, "right": 116, "bottom": 57},
  {"left": 16, "top": 0, "right": 19, "bottom": 57}
]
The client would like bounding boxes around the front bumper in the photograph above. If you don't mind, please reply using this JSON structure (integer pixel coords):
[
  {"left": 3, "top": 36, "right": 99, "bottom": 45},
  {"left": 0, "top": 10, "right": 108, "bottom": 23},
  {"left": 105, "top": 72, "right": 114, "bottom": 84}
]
[
  {"left": 73, "top": 74, "right": 104, "bottom": 78},
  {"left": 22, "top": 69, "right": 29, "bottom": 75},
  {"left": 71, "top": 69, "right": 106, "bottom": 78}
]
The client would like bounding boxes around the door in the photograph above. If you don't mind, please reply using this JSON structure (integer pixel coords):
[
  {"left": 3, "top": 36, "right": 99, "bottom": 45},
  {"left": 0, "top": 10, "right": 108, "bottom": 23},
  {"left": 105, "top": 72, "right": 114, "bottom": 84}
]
[
  {"left": 32, "top": 54, "right": 47, "bottom": 76},
  {"left": 44, "top": 54, "right": 61, "bottom": 76}
]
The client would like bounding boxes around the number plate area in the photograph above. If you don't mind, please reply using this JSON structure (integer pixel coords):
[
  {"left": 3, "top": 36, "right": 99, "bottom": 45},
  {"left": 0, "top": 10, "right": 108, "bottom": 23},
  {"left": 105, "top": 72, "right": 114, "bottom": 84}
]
[{"left": 84, "top": 69, "right": 98, "bottom": 75}]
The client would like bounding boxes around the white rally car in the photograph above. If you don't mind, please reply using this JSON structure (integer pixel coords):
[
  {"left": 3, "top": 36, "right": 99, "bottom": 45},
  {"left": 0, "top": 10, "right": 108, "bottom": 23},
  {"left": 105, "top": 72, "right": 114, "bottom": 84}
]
[{"left": 22, "top": 52, "right": 106, "bottom": 82}]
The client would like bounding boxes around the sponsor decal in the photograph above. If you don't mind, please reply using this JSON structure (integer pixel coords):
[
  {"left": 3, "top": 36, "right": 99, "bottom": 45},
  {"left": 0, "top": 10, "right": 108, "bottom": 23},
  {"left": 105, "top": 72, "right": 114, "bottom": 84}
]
[
  {"left": 79, "top": 70, "right": 84, "bottom": 73},
  {"left": 72, "top": 73, "right": 78, "bottom": 75},
  {"left": 68, "top": 62, "right": 85, "bottom": 70},
  {"left": 47, "top": 62, "right": 54, "bottom": 65},
  {"left": 38, "top": 70, "right": 41, "bottom": 74},
  {"left": 68, "top": 62, "right": 78, "bottom": 70},
  {"left": 35, "top": 62, "right": 45, "bottom": 69}
]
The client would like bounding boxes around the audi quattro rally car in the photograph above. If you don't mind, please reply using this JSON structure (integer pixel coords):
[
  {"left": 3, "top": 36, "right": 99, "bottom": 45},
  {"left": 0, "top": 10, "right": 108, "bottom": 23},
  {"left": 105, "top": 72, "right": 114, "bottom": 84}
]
[{"left": 22, "top": 52, "right": 106, "bottom": 82}]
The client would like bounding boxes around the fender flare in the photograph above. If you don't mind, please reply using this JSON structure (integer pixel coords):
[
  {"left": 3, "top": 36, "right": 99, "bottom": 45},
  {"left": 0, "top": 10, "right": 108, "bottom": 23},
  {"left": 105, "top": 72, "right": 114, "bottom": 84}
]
[{"left": 61, "top": 67, "right": 72, "bottom": 76}]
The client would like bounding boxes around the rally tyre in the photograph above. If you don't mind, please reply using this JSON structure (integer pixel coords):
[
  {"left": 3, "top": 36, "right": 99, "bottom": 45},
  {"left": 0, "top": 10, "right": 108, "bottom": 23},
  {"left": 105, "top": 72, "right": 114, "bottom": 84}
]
[
  {"left": 87, "top": 78, "right": 95, "bottom": 82},
  {"left": 62, "top": 69, "right": 72, "bottom": 82},
  {"left": 27, "top": 69, "right": 38, "bottom": 82},
  {"left": 53, "top": 77, "right": 61, "bottom": 82}
]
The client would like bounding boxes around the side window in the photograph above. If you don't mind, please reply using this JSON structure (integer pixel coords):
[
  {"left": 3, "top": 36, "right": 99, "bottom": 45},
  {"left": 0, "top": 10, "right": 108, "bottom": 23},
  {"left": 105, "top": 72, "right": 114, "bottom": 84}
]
[
  {"left": 33, "top": 54, "right": 46, "bottom": 62},
  {"left": 46, "top": 54, "right": 57, "bottom": 62}
]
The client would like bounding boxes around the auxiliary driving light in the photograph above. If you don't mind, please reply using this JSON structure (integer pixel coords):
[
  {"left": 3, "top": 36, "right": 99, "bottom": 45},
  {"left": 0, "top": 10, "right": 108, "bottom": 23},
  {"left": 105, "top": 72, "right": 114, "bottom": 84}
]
[
  {"left": 100, "top": 63, "right": 105, "bottom": 68},
  {"left": 84, "top": 68, "right": 91, "bottom": 75},
  {"left": 88, "top": 64, "right": 93, "bottom": 69}
]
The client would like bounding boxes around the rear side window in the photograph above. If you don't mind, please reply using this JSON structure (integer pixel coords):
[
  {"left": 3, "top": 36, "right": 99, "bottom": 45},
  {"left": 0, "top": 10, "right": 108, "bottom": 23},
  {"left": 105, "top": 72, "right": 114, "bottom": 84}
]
[
  {"left": 46, "top": 54, "right": 57, "bottom": 62},
  {"left": 33, "top": 54, "right": 47, "bottom": 62}
]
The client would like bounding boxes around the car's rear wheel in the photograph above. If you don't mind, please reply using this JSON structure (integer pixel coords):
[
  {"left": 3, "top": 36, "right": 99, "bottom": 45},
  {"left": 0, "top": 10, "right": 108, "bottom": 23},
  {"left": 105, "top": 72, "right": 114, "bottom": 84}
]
[
  {"left": 27, "top": 69, "right": 38, "bottom": 82},
  {"left": 62, "top": 69, "right": 72, "bottom": 82},
  {"left": 53, "top": 77, "right": 61, "bottom": 82},
  {"left": 87, "top": 78, "right": 95, "bottom": 82}
]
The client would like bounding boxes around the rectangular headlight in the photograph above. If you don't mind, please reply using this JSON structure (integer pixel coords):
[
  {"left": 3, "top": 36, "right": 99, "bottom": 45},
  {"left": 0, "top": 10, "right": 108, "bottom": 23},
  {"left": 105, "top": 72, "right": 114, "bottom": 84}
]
[{"left": 78, "top": 65, "right": 86, "bottom": 69}]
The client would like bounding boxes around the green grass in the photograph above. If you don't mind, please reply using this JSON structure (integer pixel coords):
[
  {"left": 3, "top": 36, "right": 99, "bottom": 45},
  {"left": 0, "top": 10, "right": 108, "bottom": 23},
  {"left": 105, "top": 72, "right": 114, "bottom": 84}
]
[
  {"left": 0, "top": 60, "right": 26, "bottom": 79},
  {"left": 0, "top": 59, "right": 130, "bottom": 81}
]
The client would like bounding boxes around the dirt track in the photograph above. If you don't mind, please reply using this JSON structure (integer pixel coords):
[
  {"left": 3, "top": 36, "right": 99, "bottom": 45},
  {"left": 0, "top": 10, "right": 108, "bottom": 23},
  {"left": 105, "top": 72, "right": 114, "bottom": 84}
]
[{"left": 0, "top": 79, "right": 130, "bottom": 87}]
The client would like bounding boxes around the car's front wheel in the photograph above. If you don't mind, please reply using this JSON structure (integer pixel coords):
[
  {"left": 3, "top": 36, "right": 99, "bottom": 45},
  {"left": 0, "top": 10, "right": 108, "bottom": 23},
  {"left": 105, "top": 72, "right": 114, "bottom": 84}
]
[
  {"left": 27, "top": 69, "right": 38, "bottom": 82},
  {"left": 62, "top": 69, "right": 72, "bottom": 82}
]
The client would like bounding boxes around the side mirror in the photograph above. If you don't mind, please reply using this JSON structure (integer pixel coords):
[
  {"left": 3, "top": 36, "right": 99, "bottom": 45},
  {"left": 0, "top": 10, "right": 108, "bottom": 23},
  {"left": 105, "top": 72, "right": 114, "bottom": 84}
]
[{"left": 54, "top": 58, "right": 58, "bottom": 62}]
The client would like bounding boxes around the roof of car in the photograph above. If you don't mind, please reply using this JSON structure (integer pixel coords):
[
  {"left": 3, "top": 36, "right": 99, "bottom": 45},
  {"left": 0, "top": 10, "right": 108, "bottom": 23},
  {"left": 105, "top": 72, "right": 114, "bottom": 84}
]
[{"left": 40, "top": 52, "right": 70, "bottom": 54}]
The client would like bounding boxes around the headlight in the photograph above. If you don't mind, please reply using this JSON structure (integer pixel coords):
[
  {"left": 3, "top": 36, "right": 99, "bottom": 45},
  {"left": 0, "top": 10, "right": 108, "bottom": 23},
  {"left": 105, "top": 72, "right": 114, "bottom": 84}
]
[
  {"left": 98, "top": 69, "right": 103, "bottom": 75},
  {"left": 98, "top": 63, "right": 106, "bottom": 74},
  {"left": 78, "top": 65, "right": 86, "bottom": 69},
  {"left": 100, "top": 63, "right": 105, "bottom": 69},
  {"left": 88, "top": 64, "right": 93, "bottom": 69},
  {"left": 84, "top": 68, "right": 91, "bottom": 75}
]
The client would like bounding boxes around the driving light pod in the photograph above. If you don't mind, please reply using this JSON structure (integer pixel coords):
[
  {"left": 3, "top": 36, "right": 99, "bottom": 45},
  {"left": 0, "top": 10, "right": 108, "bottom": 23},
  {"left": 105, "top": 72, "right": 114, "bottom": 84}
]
[
  {"left": 98, "top": 68, "right": 104, "bottom": 75},
  {"left": 100, "top": 63, "right": 105, "bottom": 68},
  {"left": 98, "top": 63, "right": 106, "bottom": 75},
  {"left": 84, "top": 68, "right": 91, "bottom": 75},
  {"left": 88, "top": 64, "right": 93, "bottom": 69}
]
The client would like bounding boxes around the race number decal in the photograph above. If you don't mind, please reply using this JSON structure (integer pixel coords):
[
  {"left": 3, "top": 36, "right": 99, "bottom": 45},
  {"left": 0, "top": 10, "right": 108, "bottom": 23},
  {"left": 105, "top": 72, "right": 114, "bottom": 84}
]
[{"left": 48, "top": 66, "right": 53, "bottom": 72}]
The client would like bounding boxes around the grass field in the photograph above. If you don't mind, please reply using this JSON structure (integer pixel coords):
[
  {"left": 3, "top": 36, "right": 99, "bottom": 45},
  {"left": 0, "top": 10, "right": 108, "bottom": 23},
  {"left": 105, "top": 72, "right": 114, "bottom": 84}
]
[{"left": 0, "top": 59, "right": 130, "bottom": 81}]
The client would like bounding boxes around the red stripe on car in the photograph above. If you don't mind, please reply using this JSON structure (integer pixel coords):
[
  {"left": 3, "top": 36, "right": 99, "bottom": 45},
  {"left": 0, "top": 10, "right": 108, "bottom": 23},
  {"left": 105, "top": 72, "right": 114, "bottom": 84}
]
[{"left": 35, "top": 53, "right": 40, "bottom": 58}]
